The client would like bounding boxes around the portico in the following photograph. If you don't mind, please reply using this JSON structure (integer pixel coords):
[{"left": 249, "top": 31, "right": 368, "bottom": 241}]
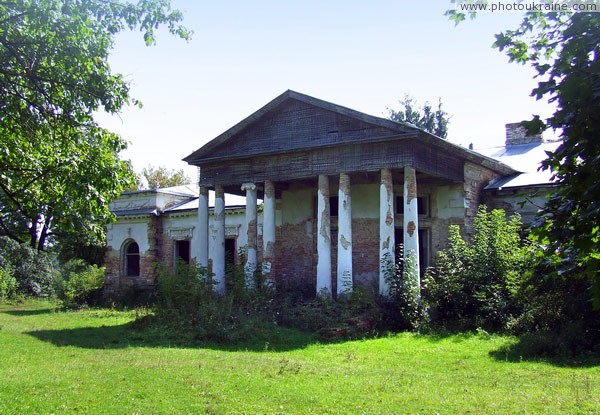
[{"left": 184, "top": 90, "right": 514, "bottom": 296}]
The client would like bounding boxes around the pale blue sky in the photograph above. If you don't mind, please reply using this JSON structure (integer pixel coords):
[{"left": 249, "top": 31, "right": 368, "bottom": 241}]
[{"left": 96, "top": 0, "right": 555, "bottom": 178}]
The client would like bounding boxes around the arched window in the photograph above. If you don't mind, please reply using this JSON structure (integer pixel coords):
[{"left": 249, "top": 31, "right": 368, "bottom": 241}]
[{"left": 125, "top": 241, "right": 140, "bottom": 277}]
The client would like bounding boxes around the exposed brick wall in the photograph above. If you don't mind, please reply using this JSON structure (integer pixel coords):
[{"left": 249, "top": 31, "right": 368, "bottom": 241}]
[
  {"left": 103, "top": 246, "right": 120, "bottom": 297},
  {"left": 464, "top": 162, "right": 499, "bottom": 235},
  {"left": 485, "top": 186, "right": 553, "bottom": 226},
  {"left": 352, "top": 218, "right": 379, "bottom": 291},
  {"left": 104, "top": 215, "right": 163, "bottom": 299},
  {"left": 505, "top": 122, "right": 543, "bottom": 146},
  {"left": 272, "top": 221, "right": 316, "bottom": 291}
]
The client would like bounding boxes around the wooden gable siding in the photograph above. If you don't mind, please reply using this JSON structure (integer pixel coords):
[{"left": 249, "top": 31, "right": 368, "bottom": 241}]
[
  {"left": 199, "top": 139, "right": 464, "bottom": 186},
  {"left": 203, "top": 99, "right": 403, "bottom": 160}
]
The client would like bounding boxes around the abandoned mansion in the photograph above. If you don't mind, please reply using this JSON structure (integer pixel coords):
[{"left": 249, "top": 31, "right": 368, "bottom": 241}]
[{"left": 104, "top": 90, "right": 557, "bottom": 298}]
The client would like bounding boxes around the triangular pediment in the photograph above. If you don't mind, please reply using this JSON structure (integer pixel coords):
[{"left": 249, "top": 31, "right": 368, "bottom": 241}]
[{"left": 184, "top": 90, "right": 416, "bottom": 163}]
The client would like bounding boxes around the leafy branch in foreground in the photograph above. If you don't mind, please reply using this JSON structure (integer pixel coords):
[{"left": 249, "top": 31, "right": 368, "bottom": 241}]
[
  {"left": 0, "top": 1, "right": 191, "bottom": 252},
  {"left": 446, "top": 3, "right": 600, "bottom": 306}
]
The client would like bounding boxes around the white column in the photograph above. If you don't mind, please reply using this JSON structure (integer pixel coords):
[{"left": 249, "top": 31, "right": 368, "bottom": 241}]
[
  {"left": 316, "top": 175, "right": 332, "bottom": 297},
  {"left": 379, "top": 168, "right": 395, "bottom": 296},
  {"left": 197, "top": 186, "right": 209, "bottom": 268},
  {"left": 242, "top": 182, "right": 258, "bottom": 288},
  {"left": 337, "top": 173, "right": 353, "bottom": 295},
  {"left": 403, "top": 166, "right": 420, "bottom": 286},
  {"left": 262, "top": 180, "right": 276, "bottom": 277},
  {"left": 212, "top": 185, "right": 226, "bottom": 294}
]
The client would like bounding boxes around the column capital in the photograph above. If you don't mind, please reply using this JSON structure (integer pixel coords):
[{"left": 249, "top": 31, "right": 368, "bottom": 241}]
[{"left": 241, "top": 182, "right": 257, "bottom": 191}]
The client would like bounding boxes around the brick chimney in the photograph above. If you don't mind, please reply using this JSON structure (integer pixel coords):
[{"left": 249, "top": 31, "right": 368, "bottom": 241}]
[{"left": 505, "top": 122, "right": 543, "bottom": 146}]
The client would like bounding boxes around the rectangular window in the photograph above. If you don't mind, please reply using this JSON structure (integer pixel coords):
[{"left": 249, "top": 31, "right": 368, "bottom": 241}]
[
  {"left": 225, "top": 237, "right": 237, "bottom": 265},
  {"left": 330, "top": 196, "right": 339, "bottom": 217},
  {"left": 396, "top": 195, "right": 430, "bottom": 216},
  {"left": 394, "top": 228, "right": 430, "bottom": 271},
  {"left": 313, "top": 195, "right": 339, "bottom": 218},
  {"left": 174, "top": 240, "right": 191, "bottom": 264}
]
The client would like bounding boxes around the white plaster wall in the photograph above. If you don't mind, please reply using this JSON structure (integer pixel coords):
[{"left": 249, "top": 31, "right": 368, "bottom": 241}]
[
  {"left": 106, "top": 220, "right": 151, "bottom": 254},
  {"left": 163, "top": 210, "right": 249, "bottom": 264},
  {"left": 351, "top": 183, "right": 379, "bottom": 219},
  {"left": 281, "top": 188, "right": 313, "bottom": 224},
  {"left": 110, "top": 191, "right": 193, "bottom": 213},
  {"left": 279, "top": 183, "right": 380, "bottom": 225},
  {"left": 163, "top": 213, "right": 199, "bottom": 256},
  {"left": 431, "top": 184, "right": 466, "bottom": 220},
  {"left": 486, "top": 188, "right": 550, "bottom": 226},
  {"left": 156, "top": 192, "right": 191, "bottom": 210},
  {"left": 109, "top": 192, "right": 157, "bottom": 213}
]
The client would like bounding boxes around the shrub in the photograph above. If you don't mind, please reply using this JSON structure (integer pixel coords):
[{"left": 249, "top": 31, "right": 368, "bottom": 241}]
[
  {"left": 380, "top": 248, "right": 428, "bottom": 331},
  {"left": 0, "top": 236, "right": 56, "bottom": 297},
  {"left": 155, "top": 260, "right": 217, "bottom": 315},
  {"left": 508, "top": 244, "right": 600, "bottom": 356},
  {"left": 423, "top": 206, "right": 532, "bottom": 332},
  {"left": 0, "top": 264, "right": 18, "bottom": 301},
  {"left": 61, "top": 259, "right": 105, "bottom": 307}
]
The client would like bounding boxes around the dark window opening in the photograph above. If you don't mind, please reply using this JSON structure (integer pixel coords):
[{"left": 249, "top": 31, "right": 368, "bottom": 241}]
[
  {"left": 225, "top": 238, "right": 236, "bottom": 265},
  {"left": 175, "top": 240, "right": 191, "bottom": 264},
  {"left": 394, "top": 228, "right": 430, "bottom": 272},
  {"left": 396, "top": 195, "right": 429, "bottom": 216},
  {"left": 125, "top": 242, "right": 140, "bottom": 277},
  {"left": 330, "top": 196, "right": 339, "bottom": 217}
]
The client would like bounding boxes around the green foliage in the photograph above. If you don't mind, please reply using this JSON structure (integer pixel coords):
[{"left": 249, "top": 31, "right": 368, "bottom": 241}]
[
  {"left": 387, "top": 94, "right": 450, "bottom": 138},
  {"left": 0, "top": 264, "right": 18, "bottom": 301},
  {"left": 0, "top": 0, "right": 190, "bottom": 251},
  {"left": 424, "top": 206, "right": 532, "bottom": 331},
  {"left": 507, "top": 241, "right": 600, "bottom": 356},
  {"left": 155, "top": 260, "right": 217, "bottom": 317},
  {"left": 276, "top": 286, "right": 379, "bottom": 339},
  {"left": 381, "top": 249, "right": 427, "bottom": 331},
  {"left": 0, "top": 236, "right": 56, "bottom": 297},
  {"left": 446, "top": 3, "right": 600, "bottom": 306},
  {"left": 59, "top": 259, "right": 105, "bottom": 307},
  {"left": 154, "top": 260, "right": 247, "bottom": 342},
  {"left": 130, "top": 164, "right": 192, "bottom": 190}
]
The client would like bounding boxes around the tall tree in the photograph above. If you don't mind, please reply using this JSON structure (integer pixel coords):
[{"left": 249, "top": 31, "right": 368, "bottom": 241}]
[
  {"left": 138, "top": 165, "right": 192, "bottom": 190},
  {"left": 447, "top": 3, "right": 600, "bottom": 304},
  {"left": 0, "top": 1, "right": 190, "bottom": 251},
  {"left": 387, "top": 94, "right": 450, "bottom": 138}
]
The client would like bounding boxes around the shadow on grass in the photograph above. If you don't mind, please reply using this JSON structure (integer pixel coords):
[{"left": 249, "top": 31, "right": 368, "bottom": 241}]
[
  {"left": 488, "top": 333, "right": 600, "bottom": 368},
  {"left": 2, "top": 307, "right": 65, "bottom": 316},
  {"left": 25, "top": 318, "right": 319, "bottom": 352}
]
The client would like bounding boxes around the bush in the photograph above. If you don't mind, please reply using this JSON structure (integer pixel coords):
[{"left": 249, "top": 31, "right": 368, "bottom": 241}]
[
  {"left": 154, "top": 260, "right": 234, "bottom": 340},
  {"left": 508, "top": 249, "right": 600, "bottom": 356},
  {"left": 60, "top": 259, "right": 105, "bottom": 307},
  {"left": 0, "top": 236, "right": 56, "bottom": 297},
  {"left": 0, "top": 264, "right": 18, "bottom": 301},
  {"left": 380, "top": 249, "right": 428, "bottom": 331},
  {"left": 423, "top": 206, "right": 532, "bottom": 332}
]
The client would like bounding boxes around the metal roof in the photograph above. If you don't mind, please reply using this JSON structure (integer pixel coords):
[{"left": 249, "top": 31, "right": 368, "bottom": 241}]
[
  {"left": 478, "top": 141, "right": 560, "bottom": 190},
  {"left": 114, "top": 190, "right": 248, "bottom": 216}
]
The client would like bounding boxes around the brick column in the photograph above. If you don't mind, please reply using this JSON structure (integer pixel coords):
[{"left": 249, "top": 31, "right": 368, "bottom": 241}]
[
  {"left": 212, "top": 185, "right": 226, "bottom": 294},
  {"left": 403, "top": 166, "right": 420, "bottom": 287},
  {"left": 379, "top": 168, "right": 395, "bottom": 296},
  {"left": 197, "top": 186, "right": 209, "bottom": 268},
  {"left": 337, "top": 173, "right": 353, "bottom": 295},
  {"left": 242, "top": 182, "right": 258, "bottom": 288},
  {"left": 262, "top": 180, "right": 276, "bottom": 277},
  {"left": 316, "top": 175, "right": 332, "bottom": 297}
]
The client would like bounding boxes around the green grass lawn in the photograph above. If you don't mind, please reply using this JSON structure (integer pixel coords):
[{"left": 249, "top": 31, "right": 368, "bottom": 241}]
[{"left": 1, "top": 300, "right": 599, "bottom": 414}]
